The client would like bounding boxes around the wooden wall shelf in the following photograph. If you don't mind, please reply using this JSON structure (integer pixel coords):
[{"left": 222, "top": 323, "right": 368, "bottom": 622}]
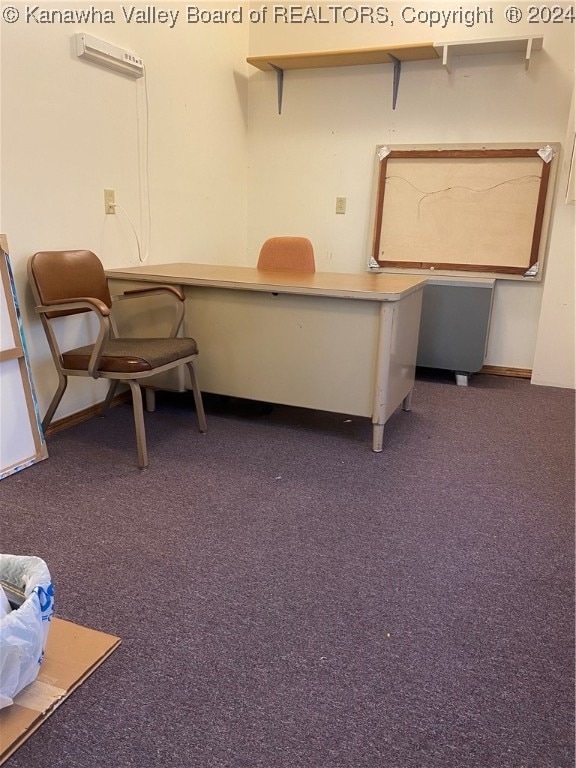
[
  {"left": 246, "top": 43, "right": 438, "bottom": 113},
  {"left": 246, "top": 36, "right": 544, "bottom": 113},
  {"left": 246, "top": 43, "right": 439, "bottom": 72}
]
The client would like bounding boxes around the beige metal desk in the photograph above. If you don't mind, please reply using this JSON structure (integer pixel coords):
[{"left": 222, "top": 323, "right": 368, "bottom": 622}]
[{"left": 106, "top": 263, "right": 427, "bottom": 451}]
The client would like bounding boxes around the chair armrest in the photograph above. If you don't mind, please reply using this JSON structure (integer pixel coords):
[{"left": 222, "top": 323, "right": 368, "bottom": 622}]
[
  {"left": 37, "top": 298, "right": 111, "bottom": 379},
  {"left": 110, "top": 285, "right": 185, "bottom": 337},
  {"left": 112, "top": 285, "right": 185, "bottom": 302},
  {"left": 37, "top": 297, "right": 111, "bottom": 317}
]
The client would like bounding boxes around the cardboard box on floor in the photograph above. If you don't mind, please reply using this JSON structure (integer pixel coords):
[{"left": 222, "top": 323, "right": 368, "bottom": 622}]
[{"left": 0, "top": 617, "right": 121, "bottom": 764}]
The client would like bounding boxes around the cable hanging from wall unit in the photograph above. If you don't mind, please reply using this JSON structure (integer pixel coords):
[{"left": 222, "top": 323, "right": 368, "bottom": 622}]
[
  {"left": 136, "top": 65, "right": 151, "bottom": 262},
  {"left": 102, "top": 68, "right": 151, "bottom": 264},
  {"left": 74, "top": 33, "right": 151, "bottom": 263},
  {"left": 111, "top": 203, "right": 144, "bottom": 262}
]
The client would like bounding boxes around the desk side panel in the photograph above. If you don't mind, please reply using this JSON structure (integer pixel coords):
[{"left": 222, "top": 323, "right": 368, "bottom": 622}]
[{"left": 384, "top": 288, "right": 424, "bottom": 421}]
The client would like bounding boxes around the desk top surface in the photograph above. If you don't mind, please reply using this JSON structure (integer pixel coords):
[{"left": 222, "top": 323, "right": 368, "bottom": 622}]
[{"left": 106, "top": 263, "right": 427, "bottom": 302}]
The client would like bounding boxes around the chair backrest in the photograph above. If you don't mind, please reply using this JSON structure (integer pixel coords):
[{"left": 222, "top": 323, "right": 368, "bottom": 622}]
[
  {"left": 257, "top": 237, "right": 315, "bottom": 273},
  {"left": 28, "top": 250, "right": 112, "bottom": 318}
]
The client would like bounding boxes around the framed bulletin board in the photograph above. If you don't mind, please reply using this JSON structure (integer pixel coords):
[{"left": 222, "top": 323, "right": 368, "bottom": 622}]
[
  {"left": 0, "top": 235, "right": 48, "bottom": 479},
  {"left": 370, "top": 144, "right": 559, "bottom": 279}
]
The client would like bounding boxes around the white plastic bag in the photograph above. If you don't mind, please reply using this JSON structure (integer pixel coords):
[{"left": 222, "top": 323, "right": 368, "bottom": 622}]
[
  {"left": 0, "top": 585, "right": 11, "bottom": 619},
  {"left": 0, "top": 554, "right": 55, "bottom": 709}
]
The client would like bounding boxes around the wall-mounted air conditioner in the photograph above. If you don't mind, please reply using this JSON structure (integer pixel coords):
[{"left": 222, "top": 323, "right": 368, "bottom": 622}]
[{"left": 75, "top": 33, "right": 144, "bottom": 79}]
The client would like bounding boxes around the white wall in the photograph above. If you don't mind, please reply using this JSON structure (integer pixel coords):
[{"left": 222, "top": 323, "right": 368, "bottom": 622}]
[
  {"left": 1, "top": 1, "right": 573, "bottom": 431},
  {"left": 246, "top": 1, "right": 574, "bottom": 385},
  {"left": 0, "top": 6, "right": 249, "bottom": 418},
  {"left": 532, "top": 89, "right": 575, "bottom": 387}
]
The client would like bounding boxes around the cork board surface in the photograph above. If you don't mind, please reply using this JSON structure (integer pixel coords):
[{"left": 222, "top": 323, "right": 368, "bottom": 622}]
[{"left": 372, "top": 147, "right": 555, "bottom": 278}]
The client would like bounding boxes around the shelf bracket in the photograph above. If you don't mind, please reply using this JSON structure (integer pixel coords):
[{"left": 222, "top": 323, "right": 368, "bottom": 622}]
[
  {"left": 524, "top": 37, "right": 534, "bottom": 71},
  {"left": 438, "top": 44, "right": 452, "bottom": 73},
  {"left": 434, "top": 36, "right": 543, "bottom": 74},
  {"left": 270, "top": 64, "right": 284, "bottom": 114},
  {"left": 389, "top": 55, "right": 401, "bottom": 110}
]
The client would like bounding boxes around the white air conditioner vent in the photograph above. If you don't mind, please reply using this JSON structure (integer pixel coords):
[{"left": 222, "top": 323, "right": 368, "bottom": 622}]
[{"left": 75, "top": 33, "right": 144, "bottom": 79}]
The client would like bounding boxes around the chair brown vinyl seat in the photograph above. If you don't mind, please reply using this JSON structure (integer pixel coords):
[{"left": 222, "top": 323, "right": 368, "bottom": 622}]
[{"left": 62, "top": 337, "right": 199, "bottom": 373}]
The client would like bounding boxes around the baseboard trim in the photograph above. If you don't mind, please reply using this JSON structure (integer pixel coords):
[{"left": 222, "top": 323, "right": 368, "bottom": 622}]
[
  {"left": 44, "top": 392, "right": 131, "bottom": 437},
  {"left": 480, "top": 365, "right": 532, "bottom": 379}
]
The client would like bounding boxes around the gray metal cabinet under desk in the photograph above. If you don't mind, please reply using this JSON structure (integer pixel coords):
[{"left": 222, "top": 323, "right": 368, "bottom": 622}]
[{"left": 416, "top": 278, "right": 495, "bottom": 385}]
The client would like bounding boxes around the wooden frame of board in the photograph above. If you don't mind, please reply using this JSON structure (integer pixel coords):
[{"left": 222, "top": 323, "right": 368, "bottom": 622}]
[
  {"left": 0, "top": 235, "right": 48, "bottom": 479},
  {"left": 370, "top": 144, "right": 559, "bottom": 279}
]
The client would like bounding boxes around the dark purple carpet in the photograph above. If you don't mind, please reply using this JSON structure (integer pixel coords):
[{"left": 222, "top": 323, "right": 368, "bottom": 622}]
[{"left": 1, "top": 372, "right": 574, "bottom": 768}]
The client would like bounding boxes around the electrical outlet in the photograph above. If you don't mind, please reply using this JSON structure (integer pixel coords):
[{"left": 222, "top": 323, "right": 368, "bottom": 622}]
[
  {"left": 335, "top": 196, "right": 347, "bottom": 215},
  {"left": 104, "top": 188, "right": 116, "bottom": 215}
]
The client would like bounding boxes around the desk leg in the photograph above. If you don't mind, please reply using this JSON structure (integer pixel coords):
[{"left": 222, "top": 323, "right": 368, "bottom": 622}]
[
  {"left": 371, "top": 302, "right": 393, "bottom": 453},
  {"left": 145, "top": 388, "right": 156, "bottom": 412},
  {"left": 372, "top": 383, "right": 413, "bottom": 449},
  {"left": 372, "top": 424, "right": 385, "bottom": 452}
]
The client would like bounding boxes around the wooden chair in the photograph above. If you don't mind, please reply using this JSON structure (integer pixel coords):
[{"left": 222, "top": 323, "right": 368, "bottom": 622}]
[
  {"left": 27, "top": 250, "right": 206, "bottom": 469},
  {"left": 257, "top": 237, "right": 315, "bottom": 272}
]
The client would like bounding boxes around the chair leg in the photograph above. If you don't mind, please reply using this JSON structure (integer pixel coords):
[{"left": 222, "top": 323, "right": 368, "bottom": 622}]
[
  {"left": 186, "top": 360, "right": 207, "bottom": 433},
  {"left": 100, "top": 380, "right": 119, "bottom": 416},
  {"left": 127, "top": 380, "right": 148, "bottom": 469},
  {"left": 42, "top": 377, "right": 68, "bottom": 432}
]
